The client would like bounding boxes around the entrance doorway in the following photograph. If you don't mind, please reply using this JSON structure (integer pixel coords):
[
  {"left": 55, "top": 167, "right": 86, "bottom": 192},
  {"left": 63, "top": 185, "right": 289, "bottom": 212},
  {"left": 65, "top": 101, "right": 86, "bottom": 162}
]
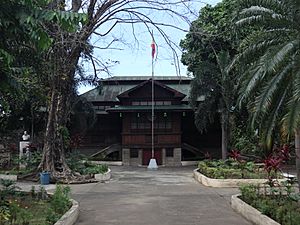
[{"left": 142, "top": 149, "right": 162, "bottom": 165}]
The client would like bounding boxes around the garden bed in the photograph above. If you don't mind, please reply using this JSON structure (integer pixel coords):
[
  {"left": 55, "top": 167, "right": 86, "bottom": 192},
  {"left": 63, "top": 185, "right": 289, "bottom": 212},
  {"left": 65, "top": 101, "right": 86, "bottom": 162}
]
[
  {"left": 0, "top": 180, "right": 78, "bottom": 225},
  {"left": 193, "top": 169, "right": 282, "bottom": 187},
  {"left": 194, "top": 160, "right": 286, "bottom": 187},
  {"left": 231, "top": 194, "right": 280, "bottom": 225},
  {"left": 232, "top": 184, "right": 300, "bottom": 225}
]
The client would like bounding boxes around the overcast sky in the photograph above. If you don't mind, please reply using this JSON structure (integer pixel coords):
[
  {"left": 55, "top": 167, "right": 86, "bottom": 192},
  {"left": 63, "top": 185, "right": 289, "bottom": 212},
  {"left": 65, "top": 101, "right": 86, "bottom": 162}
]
[{"left": 78, "top": 0, "right": 221, "bottom": 94}]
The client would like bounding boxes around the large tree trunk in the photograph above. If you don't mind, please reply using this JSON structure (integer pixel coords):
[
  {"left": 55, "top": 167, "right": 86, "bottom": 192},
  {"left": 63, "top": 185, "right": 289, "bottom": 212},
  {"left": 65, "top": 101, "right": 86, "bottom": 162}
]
[
  {"left": 221, "top": 112, "right": 228, "bottom": 160},
  {"left": 295, "top": 128, "right": 300, "bottom": 191},
  {"left": 38, "top": 47, "right": 81, "bottom": 182},
  {"left": 38, "top": 86, "right": 73, "bottom": 181}
]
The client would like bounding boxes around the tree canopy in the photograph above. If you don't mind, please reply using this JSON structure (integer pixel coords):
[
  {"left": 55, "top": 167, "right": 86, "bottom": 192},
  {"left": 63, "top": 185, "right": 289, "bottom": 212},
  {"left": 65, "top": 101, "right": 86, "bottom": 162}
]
[{"left": 180, "top": 0, "right": 239, "bottom": 158}]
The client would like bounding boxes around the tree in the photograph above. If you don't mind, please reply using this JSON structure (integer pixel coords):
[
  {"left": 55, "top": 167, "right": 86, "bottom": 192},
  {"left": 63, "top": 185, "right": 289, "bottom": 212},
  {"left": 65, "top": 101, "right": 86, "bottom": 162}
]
[
  {"left": 35, "top": 0, "right": 197, "bottom": 182},
  {"left": 0, "top": 0, "right": 82, "bottom": 135},
  {"left": 235, "top": 0, "right": 300, "bottom": 189},
  {"left": 180, "top": 0, "right": 238, "bottom": 159}
]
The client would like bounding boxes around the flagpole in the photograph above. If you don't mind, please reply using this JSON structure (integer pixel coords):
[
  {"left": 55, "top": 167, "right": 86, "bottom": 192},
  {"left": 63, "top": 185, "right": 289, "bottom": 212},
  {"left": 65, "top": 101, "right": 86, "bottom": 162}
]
[
  {"left": 151, "top": 55, "right": 154, "bottom": 159},
  {"left": 148, "top": 32, "right": 158, "bottom": 170}
]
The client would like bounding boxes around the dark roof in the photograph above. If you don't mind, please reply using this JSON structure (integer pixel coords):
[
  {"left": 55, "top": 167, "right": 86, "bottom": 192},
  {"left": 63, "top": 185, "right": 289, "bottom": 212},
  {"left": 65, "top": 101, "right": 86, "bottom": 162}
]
[
  {"left": 102, "top": 76, "right": 191, "bottom": 81},
  {"left": 117, "top": 79, "right": 186, "bottom": 99},
  {"left": 107, "top": 105, "right": 192, "bottom": 112},
  {"left": 81, "top": 76, "right": 192, "bottom": 102}
]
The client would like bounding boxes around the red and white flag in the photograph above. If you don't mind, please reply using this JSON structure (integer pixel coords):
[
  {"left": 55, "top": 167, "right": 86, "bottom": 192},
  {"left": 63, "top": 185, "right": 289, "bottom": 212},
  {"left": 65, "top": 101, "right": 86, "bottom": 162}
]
[{"left": 151, "top": 37, "right": 156, "bottom": 59}]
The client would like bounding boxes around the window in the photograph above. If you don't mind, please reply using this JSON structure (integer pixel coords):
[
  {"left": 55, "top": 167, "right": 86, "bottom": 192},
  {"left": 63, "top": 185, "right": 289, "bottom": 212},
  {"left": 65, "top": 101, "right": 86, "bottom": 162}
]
[
  {"left": 130, "top": 149, "right": 139, "bottom": 158},
  {"left": 166, "top": 148, "right": 174, "bottom": 157},
  {"left": 131, "top": 113, "right": 172, "bottom": 130},
  {"left": 131, "top": 101, "right": 172, "bottom": 106}
]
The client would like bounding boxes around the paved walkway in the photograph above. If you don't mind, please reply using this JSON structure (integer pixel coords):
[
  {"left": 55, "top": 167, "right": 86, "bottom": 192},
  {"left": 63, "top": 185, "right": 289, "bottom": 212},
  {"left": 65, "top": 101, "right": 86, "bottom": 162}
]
[{"left": 70, "top": 166, "right": 251, "bottom": 225}]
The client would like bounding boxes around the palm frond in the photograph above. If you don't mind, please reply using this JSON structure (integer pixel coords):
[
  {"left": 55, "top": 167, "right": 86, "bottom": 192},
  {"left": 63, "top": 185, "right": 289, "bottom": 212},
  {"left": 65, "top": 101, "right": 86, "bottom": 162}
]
[{"left": 253, "top": 63, "right": 293, "bottom": 118}]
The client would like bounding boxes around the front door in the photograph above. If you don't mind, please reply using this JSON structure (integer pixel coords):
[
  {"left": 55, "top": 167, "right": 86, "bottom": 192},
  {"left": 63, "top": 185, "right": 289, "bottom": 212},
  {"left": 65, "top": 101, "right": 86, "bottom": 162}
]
[{"left": 142, "top": 149, "right": 162, "bottom": 165}]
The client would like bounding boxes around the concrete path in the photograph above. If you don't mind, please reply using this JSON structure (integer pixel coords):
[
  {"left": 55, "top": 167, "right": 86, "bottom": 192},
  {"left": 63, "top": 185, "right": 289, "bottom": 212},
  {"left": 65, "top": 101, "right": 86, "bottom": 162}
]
[{"left": 71, "top": 166, "right": 251, "bottom": 225}]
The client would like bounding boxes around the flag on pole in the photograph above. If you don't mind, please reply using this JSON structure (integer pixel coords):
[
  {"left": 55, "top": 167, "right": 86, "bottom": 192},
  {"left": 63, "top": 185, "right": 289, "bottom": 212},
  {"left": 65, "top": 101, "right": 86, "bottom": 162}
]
[{"left": 151, "top": 36, "right": 156, "bottom": 59}]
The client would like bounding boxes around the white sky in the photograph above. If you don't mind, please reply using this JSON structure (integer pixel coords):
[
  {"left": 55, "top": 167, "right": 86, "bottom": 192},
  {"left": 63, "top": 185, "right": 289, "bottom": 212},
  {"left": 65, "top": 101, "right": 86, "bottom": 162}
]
[{"left": 78, "top": 0, "right": 221, "bottom": 94}]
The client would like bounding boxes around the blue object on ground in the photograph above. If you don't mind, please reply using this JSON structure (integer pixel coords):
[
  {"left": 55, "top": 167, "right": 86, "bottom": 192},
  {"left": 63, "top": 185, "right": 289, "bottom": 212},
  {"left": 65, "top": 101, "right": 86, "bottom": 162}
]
[{"left": 40, "top": 172, "right": 50, "bottom": 185}]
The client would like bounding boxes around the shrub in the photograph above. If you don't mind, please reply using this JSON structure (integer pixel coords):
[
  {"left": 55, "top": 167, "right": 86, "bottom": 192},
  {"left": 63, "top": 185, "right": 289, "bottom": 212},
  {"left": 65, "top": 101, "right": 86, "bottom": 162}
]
[
  {"left": 50, "top": 185, "right": 71, "bottom": 215},
  {"left": 83, "top": 164, "right": 108, "bottom": 175},
  {"left": 198, "top": 160, "right": 263, "bottom": 179},
  {"left": 239, "top": 184, "right": 300, "bottom": 225}
]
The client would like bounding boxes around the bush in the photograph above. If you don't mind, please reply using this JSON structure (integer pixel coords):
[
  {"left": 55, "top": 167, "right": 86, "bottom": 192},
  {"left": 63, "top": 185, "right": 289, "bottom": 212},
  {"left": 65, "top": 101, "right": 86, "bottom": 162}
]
[
  {"left": 83, "top": 164, "right": 108, "bottom": 175},
  {"left": 50, "top": 185, "right": 71, "bottom": 215},
  {"left": 198, "top": 160, "right": 264, "bottom": 179},
  {"left": 240, "top": 184, "right": 300, "bottom": 225}
]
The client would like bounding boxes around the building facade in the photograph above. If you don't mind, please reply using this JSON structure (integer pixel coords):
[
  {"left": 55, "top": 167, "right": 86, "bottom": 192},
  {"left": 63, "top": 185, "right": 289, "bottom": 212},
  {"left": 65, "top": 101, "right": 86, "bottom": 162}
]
[{"left": 79, "top": 76, "right": 221, "bottom": 166}]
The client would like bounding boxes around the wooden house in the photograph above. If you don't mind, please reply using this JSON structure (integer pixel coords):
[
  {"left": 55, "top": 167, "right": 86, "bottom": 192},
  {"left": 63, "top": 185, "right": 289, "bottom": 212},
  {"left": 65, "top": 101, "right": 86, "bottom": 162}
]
[{"left": 79, "top": 76, "right": 221, "bottom": 166}]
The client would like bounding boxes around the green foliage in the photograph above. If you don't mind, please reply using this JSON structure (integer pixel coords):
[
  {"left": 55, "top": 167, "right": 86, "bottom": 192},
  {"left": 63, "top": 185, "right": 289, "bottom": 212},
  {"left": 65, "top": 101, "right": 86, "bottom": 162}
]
[
  {"left": 0, "top": 0, "right": 87, "bottom": 134},
  {"left": 59, "top": 126, "right": 71, "bottom": 150},
  {"left": 0, "top": 180, "right": 20, "bottom": 198},
  {"left": 0, "top": 180, "right": 70, "bottom": 224},
  {"left": 231, "top": 126, "right": 262, "bottom": 157},
  {"left": 240, "top": 184, "right": 259, "bottom": 203},
  {"left": 66, "top": 151, "right": 88, "bottom": 172},
  {"left": 46, "top": 185, "right": 72, "bottom": 224},
  {"left": 235, "top": 0, "right": 300, "bottom": 143},
  {"left": 240, "top": 183, "right": 300, "bottom": 225},
  {"left": 181, "top": 0, "right": 239, "bottom": 133},
  {"left": 0, "top": 205, "right": 10, "bottom": 224},
  {"left": 198, "top": 160, "right": 268, "bottom": 179},
  {"left": 66, "top": 151, "right": 108, "bottom": 175},
  {"left": 83, "top": 164, "right": 108, "bottom": 175},
  {"left": 50, "top": 185, "right": 71, "bottom": 215}
]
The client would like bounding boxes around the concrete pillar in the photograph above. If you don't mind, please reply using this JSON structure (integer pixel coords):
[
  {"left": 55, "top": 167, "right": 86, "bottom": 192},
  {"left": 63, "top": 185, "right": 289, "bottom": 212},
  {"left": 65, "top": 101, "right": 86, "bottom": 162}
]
[
  {"left": 122, "top": 148, "right": 130, "bottom": 166},
  {"left": 162, "top": 148, "right": 166, "bottom": 166},
  {"left": 138, "top": 149, "right": 143, "bottom": 166},
  {"left": 173, "top": 148, "right": 182, "bottom": 166}
]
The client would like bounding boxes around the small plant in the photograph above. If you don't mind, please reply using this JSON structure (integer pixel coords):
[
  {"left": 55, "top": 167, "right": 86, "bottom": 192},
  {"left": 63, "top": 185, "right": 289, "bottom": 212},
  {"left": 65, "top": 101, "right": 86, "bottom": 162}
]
[
  {"left": 83, "top": 164, "right": 108, "bottom": 175},
  {"left": 30, "top": 186, "right": 36, "bottom": 199},
  {"left": 263, "top": 145, "right": 291, "bottom": 186},
  {"left": 50, "top": 185, "right": 71, "bottom": 215},
  {"left": 0, "top": 179, "right": 20, "bottom": 199},
  {"left": 0, "top": 205, "right": 10, "bottom": 225},
  {"left": 37, "top": 186, "right": 48, "bottom": 201},
  {"left": 229, "top": 149, "right": 241, "bottom": 161}
]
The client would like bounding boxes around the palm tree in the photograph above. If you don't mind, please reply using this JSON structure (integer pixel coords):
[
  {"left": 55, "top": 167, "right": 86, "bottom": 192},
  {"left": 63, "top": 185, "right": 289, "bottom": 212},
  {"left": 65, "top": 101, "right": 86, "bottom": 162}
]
[{"left": 235, "top": 0, "right": 300, "bottom": 189}]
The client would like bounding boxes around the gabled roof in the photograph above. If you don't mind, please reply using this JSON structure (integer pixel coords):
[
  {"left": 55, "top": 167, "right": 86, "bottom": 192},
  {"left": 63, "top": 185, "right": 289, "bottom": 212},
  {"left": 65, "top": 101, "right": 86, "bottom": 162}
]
[
  {"left": 80, "top": 76, "right": 192, "bottom": 102},
  {"left": 117, "top": 79, "right": 186, "bottom": 99}
]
